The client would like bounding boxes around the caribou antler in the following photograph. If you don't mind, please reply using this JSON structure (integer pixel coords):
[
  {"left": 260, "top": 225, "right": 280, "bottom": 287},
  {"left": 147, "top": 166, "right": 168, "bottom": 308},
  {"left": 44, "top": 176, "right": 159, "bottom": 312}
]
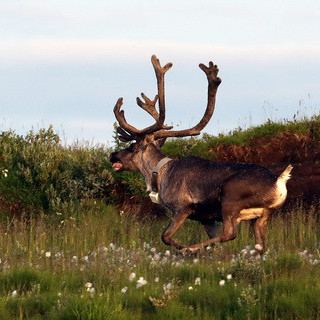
[
  {"left": 153, "top": 61, "right": 221, "bottom": 140},
  {"left": 113, "top": 55, "right": 173, "bottom": 141},
  {"left": 136, "top": 93, "right": 172, "bottom": 130},
  {"left": 113, "top": 56, "right": 221, "bottom": 141}
]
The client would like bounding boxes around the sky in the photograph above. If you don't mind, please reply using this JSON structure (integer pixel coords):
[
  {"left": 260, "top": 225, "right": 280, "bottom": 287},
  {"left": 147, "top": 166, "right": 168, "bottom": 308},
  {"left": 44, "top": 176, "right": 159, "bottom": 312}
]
[{"left": 1, "top": 0, "right": 320, "bottom": 146}]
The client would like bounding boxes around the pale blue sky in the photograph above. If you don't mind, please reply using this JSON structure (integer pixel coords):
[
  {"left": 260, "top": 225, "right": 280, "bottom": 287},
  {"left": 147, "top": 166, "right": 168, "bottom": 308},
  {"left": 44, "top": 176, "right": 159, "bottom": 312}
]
[{"left": 1, "top": 0, "right": 320, "bottom": 145}]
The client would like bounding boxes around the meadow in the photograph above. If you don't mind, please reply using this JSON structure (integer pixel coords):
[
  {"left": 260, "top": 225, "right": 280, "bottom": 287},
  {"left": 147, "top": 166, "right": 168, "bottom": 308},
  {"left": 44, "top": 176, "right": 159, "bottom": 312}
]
[
  {"left": 0, "top": 118, "right": 320, "bottom": 319},
  {"left": 0, "top": 202, "right": 319, "bottom": 319}
]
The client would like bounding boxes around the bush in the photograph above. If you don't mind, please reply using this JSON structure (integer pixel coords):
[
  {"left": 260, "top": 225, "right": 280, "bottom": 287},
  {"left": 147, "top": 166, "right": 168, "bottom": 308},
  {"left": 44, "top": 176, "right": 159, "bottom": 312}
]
[{"left": 0, "top": 127, "right": 114, "bottom": 214}]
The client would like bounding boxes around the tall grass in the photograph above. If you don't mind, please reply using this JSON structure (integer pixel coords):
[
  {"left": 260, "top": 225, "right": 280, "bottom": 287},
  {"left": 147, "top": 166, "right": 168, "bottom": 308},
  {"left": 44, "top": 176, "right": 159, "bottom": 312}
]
[
  {"left": 1, "top": 119, "right": 320, "bottom": 318},
  {"left": 0, "top": 201, "right": 319, "bottom": 319}
]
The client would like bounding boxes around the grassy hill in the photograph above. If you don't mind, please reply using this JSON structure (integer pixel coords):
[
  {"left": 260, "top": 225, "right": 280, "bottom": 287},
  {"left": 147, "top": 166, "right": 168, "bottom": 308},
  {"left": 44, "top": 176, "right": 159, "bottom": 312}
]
[{"left": 1, "top": 115, "right": 319, "bottom": 216}]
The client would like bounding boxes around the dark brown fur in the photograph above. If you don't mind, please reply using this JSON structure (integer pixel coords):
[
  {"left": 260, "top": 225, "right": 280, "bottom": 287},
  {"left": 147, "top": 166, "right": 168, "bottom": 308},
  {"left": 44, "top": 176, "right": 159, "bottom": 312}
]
[{"left": 110, "top": 55, "right": 292, "bottom": 254}]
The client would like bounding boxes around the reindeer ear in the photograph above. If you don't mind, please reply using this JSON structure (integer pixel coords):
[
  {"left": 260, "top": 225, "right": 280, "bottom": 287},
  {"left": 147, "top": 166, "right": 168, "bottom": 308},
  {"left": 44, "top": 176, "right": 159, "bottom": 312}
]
[{"left": 155, "top": 138, "right": 167, "bottom": 148}]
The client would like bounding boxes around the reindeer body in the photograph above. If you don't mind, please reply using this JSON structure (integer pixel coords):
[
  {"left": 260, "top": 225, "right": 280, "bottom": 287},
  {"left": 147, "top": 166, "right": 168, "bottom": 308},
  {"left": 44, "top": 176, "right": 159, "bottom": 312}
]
[{"left": 109, "top": 55, "right": 292, "bottom": 253}]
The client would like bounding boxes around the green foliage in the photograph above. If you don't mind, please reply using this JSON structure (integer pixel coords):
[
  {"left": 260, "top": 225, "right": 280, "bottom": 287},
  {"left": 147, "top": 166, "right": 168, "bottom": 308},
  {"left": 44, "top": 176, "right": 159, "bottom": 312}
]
[
  {"left": 0, "top": 126, "right": 114, "bottom": 213},
  {"left": 0, "top": 202, "right": 318, "bottom": 319},
  {"left": 1, "top": 114, "right": 320, "bottom": 215}
]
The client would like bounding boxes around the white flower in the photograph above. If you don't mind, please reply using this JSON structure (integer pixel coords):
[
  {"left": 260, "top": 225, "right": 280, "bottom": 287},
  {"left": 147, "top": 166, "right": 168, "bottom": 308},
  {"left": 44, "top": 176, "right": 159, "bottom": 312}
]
[
  {"left": 11, "top": 290, "right": 18, "bottom": 297},
  {"left": 150, "top": 247, "right": 156, "bottom": 253},
  {"left": 136, "top": 277, "right": 148, "bottom": 289},
  {"left": 164, "top": 250, "right": 171, "bottom": 257},
  {"left": 227, "top": 274, "right": 232, "bottom": 280},
  {"left": 219, "top": 280, "right": 226, "bottom": 286},
  {"left": 193, "top": 258, "right": 199, "bottom": 264},
  {"left": 81, "top": 256, "right": 89, "bottom": 262},
  {"left": 154, "top": 277, "right": 160, "bottom": 283},
  {"left": 194, "top": 277, "right": 201, "bottom": 285},
  {"left": 121, "top": 287, "right": 128, "bottom": 293},
  {"left": 129, "top": 272, "right": 136, "bottom": 282},
  {"left": 188, "top": 286, "right": 193, "bottom": 291},
  {"left": 2, "top": 169, "right": 8, "bottom": 178},
  {"left": 153, "top": 254, "right": 161, "bottom": 261},
  {"left": 109, "top": 243, "right": 116, "bottom": 250},
  {"left": 72, "top": 256, "right": 78, "bottom": 261},
  {"left": 87, "top": 287, "right": 95, "bottom": 297},
  {"left": 45, "top": 252, "right": 51, "bottom": 258},
  {"left": 164, "top": 282, "right": 172, "bottom": 290},
  {"left": 85, "top": 282, "right": 93, "bottom": 288}
]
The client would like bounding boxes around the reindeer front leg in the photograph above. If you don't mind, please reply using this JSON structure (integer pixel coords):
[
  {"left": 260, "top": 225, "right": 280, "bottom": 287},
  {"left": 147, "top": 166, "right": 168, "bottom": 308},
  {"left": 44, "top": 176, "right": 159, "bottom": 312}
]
[
  {"left": 182, "top": 204, "right": 241, "bottom": 254},
  {"left": 161, "top": 211, "right": 190, "bottom": 250}
]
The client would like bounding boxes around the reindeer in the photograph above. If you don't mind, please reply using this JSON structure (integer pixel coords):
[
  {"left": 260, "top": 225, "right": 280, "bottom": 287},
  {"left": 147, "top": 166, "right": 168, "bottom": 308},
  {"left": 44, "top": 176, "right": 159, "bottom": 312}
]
[{"left": 110, "top": 55, "right": 292, "bottom": 254}]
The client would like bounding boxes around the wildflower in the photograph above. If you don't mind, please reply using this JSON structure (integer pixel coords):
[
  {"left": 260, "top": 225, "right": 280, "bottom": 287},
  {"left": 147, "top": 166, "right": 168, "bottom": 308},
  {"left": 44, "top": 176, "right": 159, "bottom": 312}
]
[
  {"left": 150, "top": 247, "right": 157, "bottom": 253},
  {"left": 121, "top": 287, "right": 128, "bottom": 293},
  {"left": 81, "top": 256, "right": 89, "bottom": 262},
  {"left": 227, "top": 274, "right": 232, "bottom": 280},
  {"left": 55, "top": 252, "right": 63, "bottom": 258},
  {"left": 171, "top": 262, "right": 180, "bottom": 267},
  {"left": 85, "top": 282, "right": 93, "bottom": 288},
  {"left": 109, "top": 243, "right": 116, "bottom": 250},
  {"left": 11, "top": 290, "right": 18, "bottom": 297},
  {"left": 45, "top": 251, "right": 51, "bottom": 258},
  {"left": 129, "top": 272, "right": 136, "bottom": 282},
  {"left": 154, "top": 277, "right": 160, "bottom": 283},
  {"left": 72, "top": 256, "right": 78, "bottom": 261},
  {"left": 153, "top": 253, "right": 161, "bottom": 261},
  {"left": 219, "top": 280, "right": 226, "bottom": 286},
  {"left": 194, "top": 277, "right": 201, "bottom": 285},
  {"left": 193, "top": 258, "right": 199, "bottom": 264},
  {"left": 164, "top": 250, "right": 171, "bottom": 257},
  {"left": 164, "top": 282, "right": 172, "bottom": 290},
  {"left": 87, "top": 287, "right": 95, "bottom": 297},
  {"left": 188, "top": 286, "right": 194, "bottom": 291},
  {"left": 2, "top": 169, "right": 8, "bottom": 178},
  {"left": 136, "top": 277, "right": 148, "bottom": 289}
]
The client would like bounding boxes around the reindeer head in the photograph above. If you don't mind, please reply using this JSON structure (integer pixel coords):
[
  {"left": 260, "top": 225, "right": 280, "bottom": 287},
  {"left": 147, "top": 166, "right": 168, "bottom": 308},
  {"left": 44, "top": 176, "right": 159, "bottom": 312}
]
[{"left": 110, "top": 55, "right": 221, "bottom": 172}]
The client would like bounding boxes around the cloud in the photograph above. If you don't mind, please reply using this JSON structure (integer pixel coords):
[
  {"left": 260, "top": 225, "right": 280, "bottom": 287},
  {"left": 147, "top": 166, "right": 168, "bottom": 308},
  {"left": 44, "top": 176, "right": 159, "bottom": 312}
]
[{"left": 2, "top": 39, "right": 320, "bottom": 67}]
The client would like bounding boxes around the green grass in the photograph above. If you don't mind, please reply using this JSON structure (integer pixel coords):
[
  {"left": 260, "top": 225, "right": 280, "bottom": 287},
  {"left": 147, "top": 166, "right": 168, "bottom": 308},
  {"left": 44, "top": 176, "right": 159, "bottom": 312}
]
[
  {"left": 0, "top": 117, "right": 320, "bottom": 318},
  {"left": 0, "top": 201, "right": 319, "bottom": 319}
]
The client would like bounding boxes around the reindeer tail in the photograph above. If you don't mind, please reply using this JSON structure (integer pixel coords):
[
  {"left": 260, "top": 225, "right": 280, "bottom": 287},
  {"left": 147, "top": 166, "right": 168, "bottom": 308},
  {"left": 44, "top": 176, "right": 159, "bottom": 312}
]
[{"left": 278, "top": 164, "right": 293, "bottom": 184}]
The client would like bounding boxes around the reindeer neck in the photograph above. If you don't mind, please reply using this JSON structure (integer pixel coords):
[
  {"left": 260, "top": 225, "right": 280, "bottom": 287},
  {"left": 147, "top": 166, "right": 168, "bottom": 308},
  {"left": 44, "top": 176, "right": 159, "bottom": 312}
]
[{"left": 139, "top": 146, "right": 168, "bottom": 191}]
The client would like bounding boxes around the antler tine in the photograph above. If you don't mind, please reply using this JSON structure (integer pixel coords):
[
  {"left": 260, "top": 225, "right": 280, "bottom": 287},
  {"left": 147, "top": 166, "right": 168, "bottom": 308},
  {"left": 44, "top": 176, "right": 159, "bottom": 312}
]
[
  {"left": 154, "top": 61, "right": 221, "bottom": 140},
  {"left": 136, "top": 93, "right": 173, "bottom": 130},
  {"left": 116, "top": 126, "right": 136, "bottom": 142},
  {"left": 151, "top": 55, "right": 172, "bottom": 127},
  {"left": 136, "top": 93, "right": 159, "bottom": 119},
  {"left": 113, "top": 98, "right": 141, "bottom": 135},
  {"left": 113, "top": 55, "right": 173, "bottom": 139}
]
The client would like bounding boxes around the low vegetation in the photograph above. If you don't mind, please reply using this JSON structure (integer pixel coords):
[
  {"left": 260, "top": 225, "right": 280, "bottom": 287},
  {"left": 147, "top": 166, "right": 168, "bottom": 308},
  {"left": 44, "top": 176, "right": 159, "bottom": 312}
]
[
  {"left": 0, "top": 202, "right": 318, "bottom": 319},
  {"left": 0, "top": 115, "right": 319, "bottom": 318},
  {"left": 1, "top": 115, "right": 320, "bottom": 215}
]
